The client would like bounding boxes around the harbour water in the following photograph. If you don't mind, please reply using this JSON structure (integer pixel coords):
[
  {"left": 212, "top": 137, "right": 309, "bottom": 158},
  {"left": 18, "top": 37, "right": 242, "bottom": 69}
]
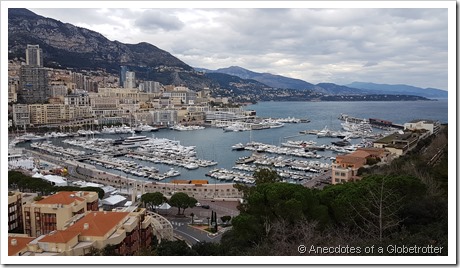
[{"left": 15, "top": 100, "right": 448, "bottom": 184}]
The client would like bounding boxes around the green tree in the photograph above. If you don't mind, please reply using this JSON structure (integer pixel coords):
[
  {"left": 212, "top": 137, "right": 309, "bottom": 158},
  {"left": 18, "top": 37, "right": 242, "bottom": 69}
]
[
  {"left": 253, "top": 167, "right": 280, "bottom": 185},
  {"left": 156, "top": 240, "right": 197, "bottom": 256},
  {"left": 220, "top": 215, "right": 232, "bottom": 225},
  {"left": 141, "top": 192, "right": 166, "bottom": 211},
  {"left": 101, "top": 244, "right": 119, "bottom": 256},
  {"left": 169, "top": 192, "right": 195, "bottom": 215},
  {"left": 326, "top": 175, "right": 426, "bottom": 241},
  {"left": 84, "top": 246, "right": 101, "bottom": 256},
  {"left": 192, "top": 241, "right": 222, "bottom": 256}
]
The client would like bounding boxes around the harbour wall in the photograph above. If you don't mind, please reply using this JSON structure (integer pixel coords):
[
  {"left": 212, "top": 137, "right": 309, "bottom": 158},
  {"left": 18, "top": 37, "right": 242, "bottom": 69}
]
[{"left": 24, "top": 149, "right": 243, "bottom": 200}]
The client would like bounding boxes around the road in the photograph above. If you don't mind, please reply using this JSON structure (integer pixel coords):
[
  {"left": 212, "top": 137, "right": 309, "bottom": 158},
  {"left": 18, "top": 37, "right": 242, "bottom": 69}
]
[{"left": 164, "top": 199, "right": 240, "bottom": 245}]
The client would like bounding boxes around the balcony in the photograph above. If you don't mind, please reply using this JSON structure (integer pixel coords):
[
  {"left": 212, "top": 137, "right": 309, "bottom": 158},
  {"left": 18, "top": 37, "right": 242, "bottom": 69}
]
[{"left": 105, "top": 228, "right": 126, "bottom": 246}]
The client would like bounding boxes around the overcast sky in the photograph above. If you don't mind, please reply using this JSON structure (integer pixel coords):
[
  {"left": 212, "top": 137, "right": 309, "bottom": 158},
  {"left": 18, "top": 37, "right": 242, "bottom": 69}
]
[{"left": 28, "top": 6, "right": 449, "bottom": 90}]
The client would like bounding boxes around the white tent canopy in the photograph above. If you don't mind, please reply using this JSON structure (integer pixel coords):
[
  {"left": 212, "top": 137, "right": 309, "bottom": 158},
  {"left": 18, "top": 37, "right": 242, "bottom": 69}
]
[
  {"left": 102, "top": 195, "right": 126, "bottom": 206},
  {"left": 43, "top": 175, "right": 68, "bottom": 187}
]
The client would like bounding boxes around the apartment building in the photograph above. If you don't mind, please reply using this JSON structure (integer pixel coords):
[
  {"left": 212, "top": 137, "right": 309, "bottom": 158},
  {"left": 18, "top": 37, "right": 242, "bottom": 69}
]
[
  {"left": 23, "top": 191, "right": 99, "bottom": 237},
  {"left": 13, "top": 208, "right": 159, "bottom": 256},
  {"left": 404, "top": 119, "right": 441, "bottom": 135},
  {"left": 8, "top": 192, "right": 24, "bottom": 233},
  {"left": 12, "top": 104, "right": 30, "bottom": 128},
  {"left": 373, "top": 131, "right": 423, "bottom": 156},
  {"left": 331, "top": 148, "right": 388, "bottom": 184},
  {"left": 8, "top": 235, "right": 36, "bottom": 256}
]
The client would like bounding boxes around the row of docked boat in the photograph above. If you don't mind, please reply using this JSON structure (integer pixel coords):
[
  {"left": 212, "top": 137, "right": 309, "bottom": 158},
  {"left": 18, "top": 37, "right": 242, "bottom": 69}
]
[
  {"left": 249, "top": 155, "right": 330, "bottom": 172},
  {"left": 62, "top": 138, "right": 114, "bottom": 153},
  {"left": 206, "top": 168, "right": 256, "bottom": 184},
  {"left": 206, "top": 166, "right": 317, "bottom": 184},
  {"left": 30, "top": 141, "right": 87, "bottom": 158},
  {"left": 101, "top": 125, "right": 134, "bottom": 134},
  {"left": 85, "top": 155, "right": 160, "bottom": 178},
  {"left": 242, "top": 141, "right": 323, "bottom": 159},
  {"left": 170, "top": 124, "right": 205, "bottom": 131}
]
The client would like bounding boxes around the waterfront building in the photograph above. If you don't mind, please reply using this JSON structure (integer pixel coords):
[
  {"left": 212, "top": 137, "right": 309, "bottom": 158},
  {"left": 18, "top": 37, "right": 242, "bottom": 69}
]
[
  {"left": 331, "top": 148, "right": 388, "bottom": 184},
  {"left": 162, "top": 90, "right": 197, "bottom": 105},
  {"left": 404, "top": 119, "right": 441, "bottom": 135},
  {"left": 373, "top": 131, "right": 423, "bottom": 156},
  {"left": 150, "top": 109, "right": 177, "bottom": 126},
  {"left": 8, "top": 77, "right": 19, "bottom": 103},
  {"left": 8, "top": 192, "right": 24, "bottom": 233},
  {"left": 205, "top": 110, "right": 248, "bottom": 122},
  {"left": 64, "top": 93, "right": 90, "bottom": 106},
  {"left": 12, "top": 104, "right": 30, "bottom": 128},
  {"left": 22, "top": 191, "right": 99, "bottom": 237},
  {"left": 28, "top": 104, "right": 88, "bottom": 125}
]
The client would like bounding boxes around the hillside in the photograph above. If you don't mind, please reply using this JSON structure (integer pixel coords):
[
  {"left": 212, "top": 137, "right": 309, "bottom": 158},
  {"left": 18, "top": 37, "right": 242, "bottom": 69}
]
[{"left": 8, "top": 8, "right": 434, "bottom": 101}]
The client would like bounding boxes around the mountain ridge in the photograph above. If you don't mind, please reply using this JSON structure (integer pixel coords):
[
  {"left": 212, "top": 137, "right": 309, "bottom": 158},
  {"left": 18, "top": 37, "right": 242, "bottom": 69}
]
[{"left": 8, "top": 8, "right": 436, "bottom": 101}]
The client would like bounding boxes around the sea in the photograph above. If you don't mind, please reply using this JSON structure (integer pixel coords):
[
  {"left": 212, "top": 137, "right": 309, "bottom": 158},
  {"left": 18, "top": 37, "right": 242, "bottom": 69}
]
[{"left": 16, "top": 100, "right": 449, "bottom": 184}]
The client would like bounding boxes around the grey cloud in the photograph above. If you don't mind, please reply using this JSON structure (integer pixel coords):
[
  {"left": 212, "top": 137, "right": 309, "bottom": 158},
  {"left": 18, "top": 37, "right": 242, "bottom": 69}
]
[
  {"left": 30, "top": 8, "right": 125, "bottom": 27},
  {"left": 134, "top": 10, "right": 184, "bottom": 32},
  {"left": 363, "top": 62, "right": 378, "bottom": 67},
  {"left": 24, "top": 7, "right": 450, "bottom": 90}
]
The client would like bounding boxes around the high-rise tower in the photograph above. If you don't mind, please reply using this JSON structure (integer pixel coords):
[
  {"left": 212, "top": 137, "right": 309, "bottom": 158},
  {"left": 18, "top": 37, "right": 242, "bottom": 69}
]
[
  {"left": 120, "top": 66, "right": 128, "bottom": 87},
  {"left": 18, "top": 45, "right": 49, "bottom": 104},
  {"left": 25, "top": 44, "right": 43, "bottom": 67}
]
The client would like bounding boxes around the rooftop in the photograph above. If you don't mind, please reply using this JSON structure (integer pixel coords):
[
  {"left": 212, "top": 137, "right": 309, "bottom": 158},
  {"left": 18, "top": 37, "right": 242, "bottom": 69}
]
[
  {"left": 8, "top": 236, "right": 35, "bottom": 256},
  {"left": 408, "top": 119, "right": 439, "bottom": 124},
  {"left": 65, "top": 211, "right": 129, "bottom": 237},
  {"left": 36, "top": 191, "right": 85, "bottom": 205},
  {"left": 38, "top": 230, "right": 80, "bottom": 244}
]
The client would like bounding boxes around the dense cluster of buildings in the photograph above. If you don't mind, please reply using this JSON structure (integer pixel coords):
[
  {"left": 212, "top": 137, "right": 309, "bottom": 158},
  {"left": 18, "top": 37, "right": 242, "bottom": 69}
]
[
  {"left": 9, "top": 45, "right": 253, "bottom": 130},
  {"left": 8, "top": 190, "right": 171, "bottom": 256},
  {"left": 331, "top": 119, "right": 441, "bottom": 185}
]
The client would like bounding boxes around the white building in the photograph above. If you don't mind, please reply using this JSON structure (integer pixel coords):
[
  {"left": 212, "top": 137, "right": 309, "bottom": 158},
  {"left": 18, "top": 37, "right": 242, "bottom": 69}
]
[
  {"left": 124, "top": 71, "right": 136, "bottom": 89},
  {"left": 404, "top": 120, "right": 441, "bottom": 135}
]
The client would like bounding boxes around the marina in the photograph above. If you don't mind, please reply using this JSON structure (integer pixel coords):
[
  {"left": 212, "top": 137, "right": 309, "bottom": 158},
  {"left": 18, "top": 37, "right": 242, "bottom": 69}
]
[{"left": 9, "top": 100, "right": 448, "bottom": 187}]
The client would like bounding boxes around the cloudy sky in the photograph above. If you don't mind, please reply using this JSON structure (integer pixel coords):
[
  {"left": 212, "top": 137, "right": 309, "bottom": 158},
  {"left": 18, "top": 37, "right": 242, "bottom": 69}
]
[{"left": 28, "top": 4, "right": 449, "bottom": 90}]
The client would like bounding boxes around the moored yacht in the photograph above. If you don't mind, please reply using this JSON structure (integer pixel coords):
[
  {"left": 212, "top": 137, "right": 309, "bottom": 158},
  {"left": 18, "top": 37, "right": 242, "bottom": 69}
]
[
  {"left": 121, "top": 135, "right": 150, "bottom": 148},
  {"left": 134, "top": 124, "right": 159, "bottom": 133}
]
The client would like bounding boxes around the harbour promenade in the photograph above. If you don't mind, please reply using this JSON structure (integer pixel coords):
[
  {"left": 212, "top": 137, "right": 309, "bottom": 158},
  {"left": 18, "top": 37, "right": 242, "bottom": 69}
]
[{"left": 24, "top": 149, "right": 244, "bottom": 200}]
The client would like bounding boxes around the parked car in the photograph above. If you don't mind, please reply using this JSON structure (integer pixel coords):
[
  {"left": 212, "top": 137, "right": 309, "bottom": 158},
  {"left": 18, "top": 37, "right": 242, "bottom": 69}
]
[{"left": 201, "top": 205, "right": 210, "bottom": 209}]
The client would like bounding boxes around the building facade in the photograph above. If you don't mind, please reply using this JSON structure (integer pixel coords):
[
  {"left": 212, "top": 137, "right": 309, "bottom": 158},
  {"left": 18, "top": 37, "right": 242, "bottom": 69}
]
[
  {"left": 331, "top": 148, "right": 388, "bottom": 184},
  {"left": 8, "top": 192, "right": 24, "bottom": 233},
  {"left": 18, "top": 66, "right": 49, "bottom": 104},
  {"left": 25, "top": 44, "right": 43, "bottom": 67},
  {"left": 404, "top": 120, "right": 441, "bottom": 135},
  {"left": 22, "top": 191, "right": 99, "bottom": 237},
  {"left": 11, "top": 208, "right": 164, "bottom": 256}
]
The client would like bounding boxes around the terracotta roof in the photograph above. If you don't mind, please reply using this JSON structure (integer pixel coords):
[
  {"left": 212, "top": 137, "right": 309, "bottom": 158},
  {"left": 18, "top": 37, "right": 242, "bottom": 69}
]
[
  {"left": 350, "top": 150, "right": 371, "bottom": 158},
  {"left": 36, "top": 191, "right": 85, "bottom": 205},
  {"left": 8, "top": 236, "right": 35, "bottom": 256},
  {"left": 65, "top": 211, "right": 130, "bottom": 237},
  {"left": 337, "top": 155, "right": 366, "bottom": 166},
  {"left": 38, "top": 230, "right": 80, "bottom": 243}
]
